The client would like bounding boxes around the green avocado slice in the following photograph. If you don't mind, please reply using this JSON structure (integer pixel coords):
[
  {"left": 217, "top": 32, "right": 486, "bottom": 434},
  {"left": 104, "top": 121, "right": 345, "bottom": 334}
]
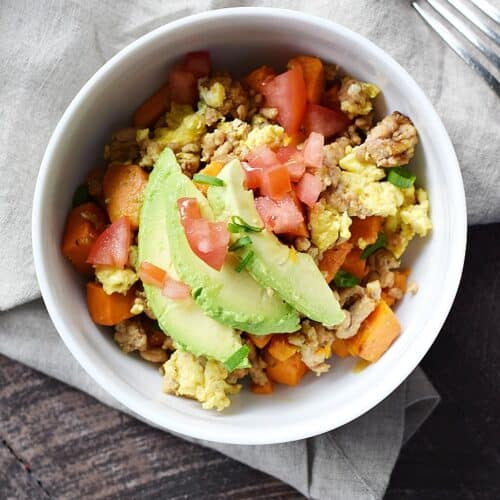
[
  {"left": 207, "top": 159, "right": 345, "bottom": 327},
  {"left": 138, "top": 150, "right": 248, "bottom": 368},
  {"left": 159, "top": 149, "right": 300, "bottom": 334}
]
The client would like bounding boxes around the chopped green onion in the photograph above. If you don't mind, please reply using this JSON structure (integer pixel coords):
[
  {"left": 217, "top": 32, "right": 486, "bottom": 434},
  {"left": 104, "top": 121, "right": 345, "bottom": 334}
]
[
  {"left": 387, "top": 167, "right": 416, "bottom": 189},
  {"left": 235, "top": 250, "right": 255, "bottom": 273},
  {"left": 192, "top": 173, "right": 225, "bottom": 187},
  {"left": 227, "top": 216, "right": 263, "bottom": 234},
  {"left": 361, "top": 233, "right": 387, "bottom": 259},
  {"left": 229, "top": 236, "right": 252, "bottom": 252},
  {"left": 333, "top": 270, "right": 360, "bottom": 288},
  {"left": 224, "top": 344, "right": 250, "bottom": 372},
  {"left": 72, "top": 184, "right": 90, "bottom": 207}
]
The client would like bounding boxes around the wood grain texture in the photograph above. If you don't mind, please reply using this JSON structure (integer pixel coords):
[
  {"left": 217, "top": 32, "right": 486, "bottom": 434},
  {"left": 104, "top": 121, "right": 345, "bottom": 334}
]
[{"left": 1, "top": 223, "right": 499, "bottom": 499}]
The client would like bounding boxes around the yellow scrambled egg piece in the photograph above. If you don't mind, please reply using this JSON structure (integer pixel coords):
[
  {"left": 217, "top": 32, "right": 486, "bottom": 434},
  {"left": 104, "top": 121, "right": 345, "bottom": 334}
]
[
  {"left": 339, "top": 148, "right": 405, "bottom": 217},
  {"left": 385, "top": 187, "right": 432, "bottom": 257},
  {"left": 310, "top": 198, "right": 352, "bottom": 251},
  {"left": 154, "top": 104, "right": 206, "bottom": 151},
  {"left": 95, "top": 267, "right": 138, "bottom": 295},
  {"left": 244, "top": 124, "right": 289, "bottom": 150},
  {"left": 340, "top": 78, "right": 380, "bottom": 117},
  {"left": 199, "top": 81, "right": 226, "bottom": 108},
  {"left": 162, "top": 350, "right": 241, "bottom": 411}
]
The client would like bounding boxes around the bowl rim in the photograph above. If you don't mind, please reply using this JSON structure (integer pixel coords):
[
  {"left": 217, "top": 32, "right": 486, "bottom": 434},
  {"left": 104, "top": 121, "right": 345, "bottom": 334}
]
[{"left": 32, "top": 6, "right": 467, "bottom": 444}]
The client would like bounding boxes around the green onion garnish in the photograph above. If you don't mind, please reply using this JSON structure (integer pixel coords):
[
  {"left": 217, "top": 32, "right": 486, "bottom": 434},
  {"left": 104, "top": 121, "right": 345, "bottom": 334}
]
[
  {"left": 224, "top": 344, "right": 250, "bottom": 372},
  {"left": 229, "top": 236, "right": 252, "bottom": 252},
  {"left": 387, "top": 167, "right": 416, "bottom": 189},
  {"left": 192, "top": 173, "right": 225, "bottom": 187},
  {"left": 72, "top": 184, "right": 90, "bottom": 207},
  {"left": 333, "top": 270, "right": 360, "bottom": 288},
  {"left": 227, "top": 216, "right": 263, "bottom": 233},
  {"left": 360, "top": 233, "right": 387, "bottom": 259},
  {"left": 235, "top": 250, "right": 255, "bottom": 273}
]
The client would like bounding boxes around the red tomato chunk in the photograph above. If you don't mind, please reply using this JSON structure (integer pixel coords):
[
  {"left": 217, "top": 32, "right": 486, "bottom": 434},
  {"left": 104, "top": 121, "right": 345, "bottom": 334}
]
[
  {"left": 295, "top": 173, "right": 323, "bottom": 207},
  {"left": 178, "top": 198, "right": 230, "bottom": 271},
  {"left": 139, "top": 261, "right": 166, "bottom": 288},
  {"left": 302, "top": 103, "right": 350, "bottom": 137},
  {"left": 262, "top": 66, "right": 307, "bottom": 136},
  {"left": 245, "top": 145, "right": 279, "bottom": 169},
  {"left": 303, "top": 132, "right": 324, "bottom": 168},
  {"left": 162, "top": 276, "right": 191, "bottom": 299},
  {"left": 242, "top": 162, "right": 262, "bottom": 190},
  {"left": 276, "top": 146, "right": 306, "bottom": 182},
  {"left": 255, "top": 194, "right": 305, "bottom": 235},
  {"left": 260, "top": 163, "right": 292, "bottom": 200},
  {"left": 86, "top": 216, "right": 131, "bottom": 268}
]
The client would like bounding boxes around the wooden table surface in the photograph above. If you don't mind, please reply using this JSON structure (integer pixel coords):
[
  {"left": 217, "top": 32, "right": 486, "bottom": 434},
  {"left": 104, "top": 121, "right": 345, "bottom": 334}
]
[{"left": 1, "top": 224, "right": 499, "bottom": 499}]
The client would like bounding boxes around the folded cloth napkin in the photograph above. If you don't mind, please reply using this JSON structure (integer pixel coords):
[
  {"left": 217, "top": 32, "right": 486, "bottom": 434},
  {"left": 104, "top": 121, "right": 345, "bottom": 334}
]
[{"left": 1, "top": 0, "right": 498, "bottom": 497}]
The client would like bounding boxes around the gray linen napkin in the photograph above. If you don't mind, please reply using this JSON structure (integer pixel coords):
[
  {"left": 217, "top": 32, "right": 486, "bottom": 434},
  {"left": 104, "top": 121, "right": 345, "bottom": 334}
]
[{"left": 2, "top": 0, "right": 497, "bottom": 497}]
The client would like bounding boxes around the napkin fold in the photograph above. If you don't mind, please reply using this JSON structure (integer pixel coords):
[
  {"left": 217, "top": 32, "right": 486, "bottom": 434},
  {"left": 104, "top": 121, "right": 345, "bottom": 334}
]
[{"left": 3, "top": 0, "right": 497, "bottom": 498}]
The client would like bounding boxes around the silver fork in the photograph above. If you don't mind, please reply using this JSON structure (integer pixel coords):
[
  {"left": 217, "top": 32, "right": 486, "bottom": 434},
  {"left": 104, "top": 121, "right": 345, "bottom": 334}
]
[{"left": 412, "top": 0, "right": 500, "bottom": 97}]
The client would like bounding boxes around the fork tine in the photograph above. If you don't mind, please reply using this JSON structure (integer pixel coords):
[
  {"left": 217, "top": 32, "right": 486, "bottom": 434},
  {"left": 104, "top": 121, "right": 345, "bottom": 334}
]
[
  {"left": 427, "top": 0, "right": 500, "bottom": 68},
  {"left": 445, "top": 0, "right": 500, "bottom": 45},
  {"left": 468, "top": 0, "right": 500, "bottom": 24},
  {"left": 412, "top": 2, "right": 500, "bottom": 97}
]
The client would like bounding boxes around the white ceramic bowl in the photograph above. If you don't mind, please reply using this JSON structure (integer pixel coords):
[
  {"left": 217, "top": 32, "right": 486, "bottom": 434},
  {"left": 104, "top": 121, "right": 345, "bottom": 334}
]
[{"left": 32, "top": 7, "right": 467, "bottom": 444}]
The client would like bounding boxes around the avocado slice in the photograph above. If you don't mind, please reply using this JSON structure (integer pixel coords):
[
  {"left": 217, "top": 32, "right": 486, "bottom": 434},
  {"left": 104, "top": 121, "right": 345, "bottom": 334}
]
[
  {"left": 158, "top": 150, "right": 300, "bottom": 334},
  {"left": 207, "top": 160, "right": 345, "bottom": 327},
  {"left": 138, "top": 150, "right": 248, "bottom": 368}
]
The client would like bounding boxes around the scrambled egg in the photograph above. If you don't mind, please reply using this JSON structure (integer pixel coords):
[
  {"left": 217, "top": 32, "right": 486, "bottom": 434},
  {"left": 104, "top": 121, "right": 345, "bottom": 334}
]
[
  {"left": 385, "top": 187, "right": 432, "bottom": 257},
  {"left": 199, "top": 81, "right": 226, "bottom": 108},
  {"left": 158, "top": 104, "right": 207, "bottom": 147},
  {"left": 244, "top": 124, "right": 289, "bottom": 150},
  {"left": 162, "top": 350, "right": 241, "bottom": 411},
  {"left": 95, "top": 267, "right": 138, "bottom": 295},
  {"left": 217, "top": 118, "right": 251, "bottom": 141},
  {"left": 137, "top": 104, "right": 207, "bottom": 166},
  {"left": 339, "top": 78, "right": 380, "bottom": 117},
  {"left": 310, "top": 198, "right": 352, "bottom": 251},
  {"left": 339, "top": 148, "right": 405, "bottom": 217}
]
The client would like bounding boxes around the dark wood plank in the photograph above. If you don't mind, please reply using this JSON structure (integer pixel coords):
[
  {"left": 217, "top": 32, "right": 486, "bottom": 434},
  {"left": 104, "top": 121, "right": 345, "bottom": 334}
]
[
  {"left": 0, "top": 355, "right": 301, "bottom": 499},
  {"left": 388, "top": 223, "right": 500, "bottom": 499},
  {"left": 0, "top": 441, "right": 49, "bottom": 500},
  {"left": 0, "top": 224, "right": 499, "bottom": 499}
]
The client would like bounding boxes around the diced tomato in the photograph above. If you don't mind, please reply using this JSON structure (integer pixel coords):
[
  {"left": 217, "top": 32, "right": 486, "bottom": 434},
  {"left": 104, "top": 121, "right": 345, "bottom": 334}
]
[
  {"left": 262, "top": 66, "right": 307, "bottom": 135},
  {"left": 86, "top": 216, "right": 131, "bottom": 268},
  {"left": 138, "top": 260, "right": 190, "bottom": 299},
  {"left": 302, "top": 103, "right": 351, "bottom": 137},
  {"left": 139, "top": 261, "right": 167, "bottom": 288},
  {"left": 260, "top": 163, "right": 292, "bottom": 200},
  {"left": 245, "top": 146, "right": 279, "bottom": 169},
  {"left": 303, "top": 132, "right": 324, "bottom": 168},
  {"left": 288, "top": 191, "right": 309, "bottom": 237},
  {"left": 162, "top": 276, "right": 191, "bottom": 299},
  {"left": 178, "top": 197, "right": 202, "bottom": 219},
  {"left": 295, "top": 173, "right": 323, "bottom": 207},
  {"left": 276, "top": 146, "right": 306, "bottom": 182},
  {"left": 198, "top": 246, "right": 228, "bottom": 272},
  {"left": 168, "top": 65, "right": 197, "bottom": 105},
  {"left": 254, "top": 194, "right": 305, "bottom": 235},
  {"left": 183, "top": 51, "right": 211, "bottom": 78},
  {"left": 178, "top": 198, "right": 230, "bottom": 271},
  {"left": 242, "top": 162, "right": 262, "bottom": 190}
]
